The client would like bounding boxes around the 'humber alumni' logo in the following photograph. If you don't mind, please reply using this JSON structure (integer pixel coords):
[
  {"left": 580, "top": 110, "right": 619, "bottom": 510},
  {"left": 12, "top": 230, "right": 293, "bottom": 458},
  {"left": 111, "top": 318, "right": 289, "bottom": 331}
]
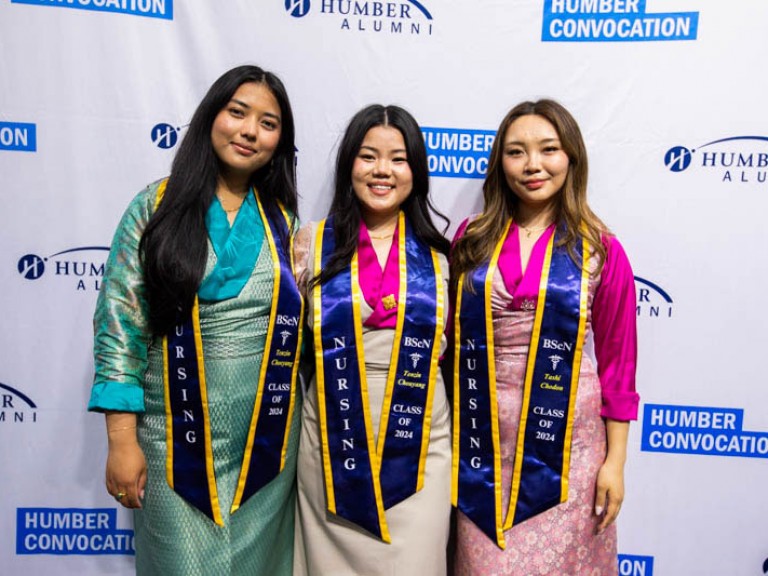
[
  {"left": 634, "top": 276, "right": 672, "bottom": 319},
  {"left": 664, "top": 136, "right": 768, "bottom": 185},
  {"left": 17, "top": 247, "right": 109, "bottom": 292},
  {"left": 284, "top": 0, "right": 435, "bottom": 36},
  {"left": 151, "top": 123, "right": 184, "bottom": 149},
  {"left": 0, "top": 382, "right": 38, "bottom": 424},
  {"left": 286, "top": 0, "right": 310, "bottom": 17}
]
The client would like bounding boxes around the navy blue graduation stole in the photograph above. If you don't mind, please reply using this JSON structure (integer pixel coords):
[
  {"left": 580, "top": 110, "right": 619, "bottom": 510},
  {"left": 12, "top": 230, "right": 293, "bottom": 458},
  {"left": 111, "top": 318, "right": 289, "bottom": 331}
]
[
  {"left": 452, "top": 221, "right": 589, "bottom": 547},
  {"left": 312, "top": 212, "right": 444, "bottom": 540},
  {"left": 160, "top": 181, "right": 303, "bottom": 524}
]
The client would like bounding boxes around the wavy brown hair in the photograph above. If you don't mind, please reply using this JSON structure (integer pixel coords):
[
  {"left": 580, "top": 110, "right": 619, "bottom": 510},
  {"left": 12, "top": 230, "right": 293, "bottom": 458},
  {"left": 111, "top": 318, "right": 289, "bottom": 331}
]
[{"left": 451, "top": 99, "right": 608, "bottom": 288}]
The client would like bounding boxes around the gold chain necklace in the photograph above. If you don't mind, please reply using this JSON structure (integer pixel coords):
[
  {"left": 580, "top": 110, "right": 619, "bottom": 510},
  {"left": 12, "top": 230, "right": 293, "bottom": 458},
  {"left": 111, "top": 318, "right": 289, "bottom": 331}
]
[{"left": 519, "top": 223, "right": 552, "bottom": 238}]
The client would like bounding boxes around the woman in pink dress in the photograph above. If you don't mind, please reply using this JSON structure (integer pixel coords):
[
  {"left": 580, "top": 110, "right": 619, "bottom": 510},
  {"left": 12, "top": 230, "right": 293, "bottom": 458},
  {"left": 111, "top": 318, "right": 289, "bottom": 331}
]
[{"left": 450, "top": 99, "right": 639, "bottom": 575}]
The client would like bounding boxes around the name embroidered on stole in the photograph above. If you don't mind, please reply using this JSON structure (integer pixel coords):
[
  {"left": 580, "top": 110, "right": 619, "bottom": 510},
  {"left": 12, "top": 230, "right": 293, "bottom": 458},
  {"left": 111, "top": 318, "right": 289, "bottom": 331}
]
[
  {"left": 313, "top": 213, "right": 444, "bottom": 540},
  {"left": 158, "top": 181, "right": 303, "bottom": 525},
  {"left": 452, "top": 222, "right": 589, "bottom": 548}
]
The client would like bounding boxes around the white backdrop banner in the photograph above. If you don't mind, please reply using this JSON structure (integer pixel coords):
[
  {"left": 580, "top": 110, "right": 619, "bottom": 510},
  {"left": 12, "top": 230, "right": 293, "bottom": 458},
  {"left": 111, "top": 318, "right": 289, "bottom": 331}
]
[{"left": 1, "top": 1, "right": 767, "bottom": 575}]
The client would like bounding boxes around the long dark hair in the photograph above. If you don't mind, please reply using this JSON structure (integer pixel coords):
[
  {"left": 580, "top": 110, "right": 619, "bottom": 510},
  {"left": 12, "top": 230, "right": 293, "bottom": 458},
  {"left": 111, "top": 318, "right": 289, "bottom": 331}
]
[
  {"left": 310, "top": 104, "right": 449, "bottom": 289},
  {"left": 451, "top": 98, "right": 608, "bottom": 289},
  {"left": 140, "top": 65, "right": 298, "bottom": 335}
]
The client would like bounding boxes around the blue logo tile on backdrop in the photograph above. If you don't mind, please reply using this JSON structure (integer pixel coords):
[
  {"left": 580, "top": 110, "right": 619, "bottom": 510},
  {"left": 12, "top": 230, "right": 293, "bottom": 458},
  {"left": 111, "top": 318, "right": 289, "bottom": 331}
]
[
  {"left": 542, "top": 0, "right": 698, "bottom": 42},
  {"left": 642, "top": 404, "right": 768, "bottom": 459},
  {"left": 422, "top": 127, "right": 495, "bottom": 179},
  {"left": 17, "top": 508, "right": 135, "bottom": 555},
  {"left": 618, "top": 554, "right": 654, "bottom": 576},
  {"left": 0, "top": 122, "right": 36, "bottom": 152},
  {"left": 11, "top": 0, "right": 173, "bottom": 20}
]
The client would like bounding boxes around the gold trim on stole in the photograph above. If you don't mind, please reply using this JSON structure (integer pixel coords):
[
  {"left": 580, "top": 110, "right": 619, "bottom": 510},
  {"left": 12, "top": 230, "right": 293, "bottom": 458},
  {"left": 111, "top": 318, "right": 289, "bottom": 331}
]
[
  {"left": 452, "top": 219, "right": 510, "bottom": 548},
  {"left": 231, "top": 199, "right": 303, "bottom": 513},
  {"left": 312, "top": 213, "right": 442, "bottom": 542}
]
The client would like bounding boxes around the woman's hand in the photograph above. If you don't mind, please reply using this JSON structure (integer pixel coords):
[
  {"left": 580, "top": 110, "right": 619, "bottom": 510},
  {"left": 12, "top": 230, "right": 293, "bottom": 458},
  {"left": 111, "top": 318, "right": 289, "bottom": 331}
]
[
  {"left": 594, "top": 457, "right": 624, "bottom": 534},
  {"left": 104, "top": 413, "right": 147, "bottom": 509},
  {"left": 594, "top": 419, "right": 629, "bottom": 534}
]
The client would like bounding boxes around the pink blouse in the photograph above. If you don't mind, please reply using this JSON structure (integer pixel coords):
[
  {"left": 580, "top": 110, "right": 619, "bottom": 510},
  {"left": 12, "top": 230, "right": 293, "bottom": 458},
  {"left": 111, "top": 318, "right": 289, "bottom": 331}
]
[
  {"left": 453, "top": 218, "right": 639, "bottom": 421},
  {"left": 358, "top": 221, "right": 400, "bottom": 329}
]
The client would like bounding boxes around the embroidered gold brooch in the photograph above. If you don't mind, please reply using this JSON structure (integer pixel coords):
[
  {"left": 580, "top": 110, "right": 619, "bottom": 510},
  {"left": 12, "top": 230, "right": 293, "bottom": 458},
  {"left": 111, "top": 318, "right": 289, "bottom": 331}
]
[{"left": 381, "top": 294, "right": 397, "bottom": 310}]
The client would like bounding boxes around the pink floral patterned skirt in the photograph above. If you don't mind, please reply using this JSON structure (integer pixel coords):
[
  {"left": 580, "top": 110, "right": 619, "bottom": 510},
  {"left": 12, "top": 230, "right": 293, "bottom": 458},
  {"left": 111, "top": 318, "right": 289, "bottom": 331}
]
[{"left": 453, "top": 310, "right": 617, "bottom": 576}]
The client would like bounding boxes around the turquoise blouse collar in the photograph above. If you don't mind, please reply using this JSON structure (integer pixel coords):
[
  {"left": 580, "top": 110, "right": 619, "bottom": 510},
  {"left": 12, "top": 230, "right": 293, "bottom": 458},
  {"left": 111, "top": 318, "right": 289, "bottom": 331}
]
[{"left": 198, "top": 190, "right": 264, "bottom": 301}]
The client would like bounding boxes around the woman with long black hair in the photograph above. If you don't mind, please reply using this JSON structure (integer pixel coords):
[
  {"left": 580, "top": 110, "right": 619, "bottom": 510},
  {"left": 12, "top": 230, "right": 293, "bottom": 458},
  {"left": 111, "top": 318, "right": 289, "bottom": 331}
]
[
  {"left": 292, "top": 104, "right": 452, "bottom": 575},
  {"left": 88, "top": 65, "right": 302, "bottom": 575}
]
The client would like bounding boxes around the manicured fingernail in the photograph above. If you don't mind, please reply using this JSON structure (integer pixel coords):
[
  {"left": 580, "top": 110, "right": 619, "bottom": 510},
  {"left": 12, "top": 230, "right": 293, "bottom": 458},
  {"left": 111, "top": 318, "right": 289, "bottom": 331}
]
[{"left": 595, "top": 506, "right": 603, "bottom": 516}]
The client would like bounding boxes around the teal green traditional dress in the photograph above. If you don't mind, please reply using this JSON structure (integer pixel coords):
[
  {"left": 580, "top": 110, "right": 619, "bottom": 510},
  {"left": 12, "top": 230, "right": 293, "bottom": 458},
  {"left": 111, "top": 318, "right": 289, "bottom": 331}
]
[{"left": 89, "top": 180, "right": 300, "bottom": 575}]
